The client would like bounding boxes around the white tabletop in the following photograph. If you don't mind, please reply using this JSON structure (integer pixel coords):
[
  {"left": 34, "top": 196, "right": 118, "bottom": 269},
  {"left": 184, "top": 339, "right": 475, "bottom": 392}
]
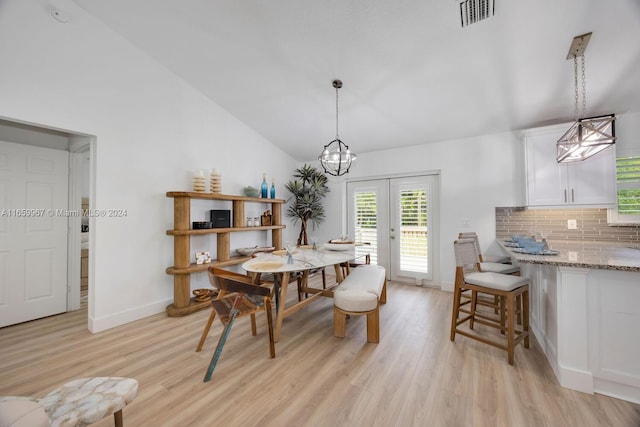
[{"left": 242, "top": 245, "right": 370, "bottom": 273}]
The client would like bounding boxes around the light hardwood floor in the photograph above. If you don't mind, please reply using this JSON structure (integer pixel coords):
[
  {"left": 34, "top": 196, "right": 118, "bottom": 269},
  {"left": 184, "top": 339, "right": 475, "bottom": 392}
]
[{"left": 1, "top": 277, "right": 638, "bottom": 427}]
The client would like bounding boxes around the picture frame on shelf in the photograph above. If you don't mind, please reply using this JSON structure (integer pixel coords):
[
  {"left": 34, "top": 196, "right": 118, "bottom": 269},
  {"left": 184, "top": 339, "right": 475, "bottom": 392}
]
[{"left": 195, "top": 251, "right": 211, "bottom": 265}]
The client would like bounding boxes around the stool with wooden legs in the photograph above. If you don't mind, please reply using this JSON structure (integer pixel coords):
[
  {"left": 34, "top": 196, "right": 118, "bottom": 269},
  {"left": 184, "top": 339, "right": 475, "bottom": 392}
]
[
  {"left": 196, "top": 267, "right": 275, "bottom": 382},
  {"left": 458, "top": 232, "right": 522, "bottom": 322},
  {"left": 451, "top": 238, "right": 530, "bottom": 365}
]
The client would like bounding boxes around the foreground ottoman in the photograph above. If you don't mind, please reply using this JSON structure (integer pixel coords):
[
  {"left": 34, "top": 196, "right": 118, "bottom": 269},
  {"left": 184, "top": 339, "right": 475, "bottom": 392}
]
[{"left": 40, "top": 377, "right": 138, "bottom": 427}]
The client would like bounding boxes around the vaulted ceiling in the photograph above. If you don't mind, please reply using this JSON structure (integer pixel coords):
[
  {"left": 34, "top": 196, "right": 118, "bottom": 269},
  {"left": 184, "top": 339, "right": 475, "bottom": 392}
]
[{"left": 74, "top": 0, "right": 640, "bottom": 161}]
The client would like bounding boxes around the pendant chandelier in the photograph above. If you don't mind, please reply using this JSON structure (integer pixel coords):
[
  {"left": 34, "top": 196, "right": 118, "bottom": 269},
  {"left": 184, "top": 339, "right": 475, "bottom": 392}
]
[
  {"left": 556, "top": 32, "right": 616, "bottom": 163},
  {"left": 319, "top": 79, "right": 356, "bottom": 176}
]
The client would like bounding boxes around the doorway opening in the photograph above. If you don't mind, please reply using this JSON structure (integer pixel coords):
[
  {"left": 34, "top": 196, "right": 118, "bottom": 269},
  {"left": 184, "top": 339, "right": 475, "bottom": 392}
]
[{"left": 0, "top": 117, "right": 94, "bottom": 328}]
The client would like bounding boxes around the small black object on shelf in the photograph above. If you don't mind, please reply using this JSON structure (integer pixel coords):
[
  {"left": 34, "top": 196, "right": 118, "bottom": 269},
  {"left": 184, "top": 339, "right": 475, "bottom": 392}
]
[
  {"left": 192, "top": 221, "right": 213, "bottom": 229},
  {"left": 210, "top": 210, "right": 231, "bottom": 228}
]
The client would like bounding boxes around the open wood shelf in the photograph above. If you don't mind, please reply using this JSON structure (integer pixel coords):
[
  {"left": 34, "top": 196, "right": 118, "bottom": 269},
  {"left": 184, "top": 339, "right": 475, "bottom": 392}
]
[
  {"left": 166, "top": 225, "right": 285, "bottom": 236},
  {"left": 165, "top": 191, "right": 285, "bottom": 317},
  {"left": 166, "top": 255, "right": 251, "bottom": 275},
  {"left": 166, "top": 191, "right": 285, "bottom": 204}
]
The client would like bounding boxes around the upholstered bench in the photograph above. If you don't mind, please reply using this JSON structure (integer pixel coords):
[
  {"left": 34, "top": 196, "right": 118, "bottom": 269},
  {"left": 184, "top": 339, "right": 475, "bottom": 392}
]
[
  {"left": 333, "top": 264, "right": 387, "bottom": 343},
  {"left": 1, "top": 377, "right": 138, "bottom": 427}
]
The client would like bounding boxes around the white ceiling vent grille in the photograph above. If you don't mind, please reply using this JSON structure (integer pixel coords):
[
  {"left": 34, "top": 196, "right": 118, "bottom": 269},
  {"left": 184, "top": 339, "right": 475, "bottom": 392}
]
[{"left": 459, "top": 0, "right": 495, "bottom": 27}]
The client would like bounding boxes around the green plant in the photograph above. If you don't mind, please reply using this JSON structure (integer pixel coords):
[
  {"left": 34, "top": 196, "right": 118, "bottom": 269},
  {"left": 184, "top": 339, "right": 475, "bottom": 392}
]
[{"left": 285, "top": 164, "right": 330, "bottom": 245}]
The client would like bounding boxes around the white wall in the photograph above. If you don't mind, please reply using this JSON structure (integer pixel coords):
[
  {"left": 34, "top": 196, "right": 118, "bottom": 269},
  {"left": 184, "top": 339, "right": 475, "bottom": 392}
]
[
  {"left": 307, "top": 131, "right": 524, "bottom": 290},
  {"left": 0, "top": 0, "right": 298, "bottom": 331},
  {"left": 616, "top": 112, "right": 640, "bottom": 156}
]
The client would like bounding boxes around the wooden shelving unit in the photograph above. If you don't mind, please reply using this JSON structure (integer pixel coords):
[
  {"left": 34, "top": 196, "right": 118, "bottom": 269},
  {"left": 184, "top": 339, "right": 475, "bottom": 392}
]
[{"left": 165, "top": 191, "right": 285, "bottom": 316}]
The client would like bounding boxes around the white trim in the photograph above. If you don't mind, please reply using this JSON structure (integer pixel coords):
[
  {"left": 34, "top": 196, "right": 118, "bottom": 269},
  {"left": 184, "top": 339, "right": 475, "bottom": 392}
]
[
  {"left": 558, "top": 365, "right": 595, "bottom": 395},
  {"left": 88, "top": 297, "right": 173, "bottom": 333},
  {"left": 67, "top": 152, "right": 83, "bottom": 311},
  {"left": 606, "top": 209, "right": 640, "bottom": 225},
  {"left": 344, "top": 169, "right": 441, "bottom": 184}
]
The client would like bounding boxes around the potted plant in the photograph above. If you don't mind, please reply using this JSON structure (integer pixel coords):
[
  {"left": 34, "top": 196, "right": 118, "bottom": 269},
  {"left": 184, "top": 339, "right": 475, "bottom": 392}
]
[{"left": 285, "top": 164, "right": 329, "bottom": 245}]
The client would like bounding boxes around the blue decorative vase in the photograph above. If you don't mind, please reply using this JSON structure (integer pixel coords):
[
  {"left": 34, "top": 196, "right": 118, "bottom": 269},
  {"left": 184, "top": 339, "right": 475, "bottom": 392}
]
[{"left": 261, "top": 174, "right": 268, "bottom": 198}]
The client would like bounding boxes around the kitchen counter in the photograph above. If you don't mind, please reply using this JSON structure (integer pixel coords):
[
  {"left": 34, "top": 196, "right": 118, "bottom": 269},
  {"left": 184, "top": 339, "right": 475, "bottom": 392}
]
[
  {"left": 497, "top": 239, "right": 640, "bottom": 272},
  {"left": 495, "top": 238, "right": 640, "bottom": 404}
]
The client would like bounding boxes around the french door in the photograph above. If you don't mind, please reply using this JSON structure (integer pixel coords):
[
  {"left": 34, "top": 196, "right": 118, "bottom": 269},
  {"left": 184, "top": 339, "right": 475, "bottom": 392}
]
[{"left": 347, "top": 175, "right": 435, "bottom": 284}]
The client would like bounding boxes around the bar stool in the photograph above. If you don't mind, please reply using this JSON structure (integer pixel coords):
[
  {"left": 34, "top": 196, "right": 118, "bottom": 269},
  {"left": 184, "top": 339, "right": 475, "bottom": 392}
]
[
  {"left": 451, "top": 238, "right": 530, "bottom": 365},
  {"left": 458, "top": 232, "right": 522, "bottom": 321},
  {"left": 458, "top": 232, "right": 511, "bottom": 264}
]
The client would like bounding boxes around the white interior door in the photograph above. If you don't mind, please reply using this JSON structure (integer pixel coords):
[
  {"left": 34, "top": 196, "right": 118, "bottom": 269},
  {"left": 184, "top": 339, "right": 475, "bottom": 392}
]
[
  {"left": 0, "top": 140, "right": 69, "bottom": 327},
  {"left": 347, "top": 175, "right": 435, "bottom": 284}
]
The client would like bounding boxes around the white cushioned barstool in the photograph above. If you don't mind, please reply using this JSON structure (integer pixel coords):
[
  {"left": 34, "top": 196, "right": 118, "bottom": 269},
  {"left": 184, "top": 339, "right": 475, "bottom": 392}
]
[
  {"left": 450, "top": 238, "right": 530, "bottom": 365},
  {"left": 458, "top": 232, "right": 523, "bottom": 321}
]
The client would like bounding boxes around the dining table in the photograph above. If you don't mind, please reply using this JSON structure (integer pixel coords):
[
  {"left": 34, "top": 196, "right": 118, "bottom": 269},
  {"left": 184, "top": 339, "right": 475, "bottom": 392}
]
[{"left": 241, "top": 244, "right": 371, "bottom": 342}]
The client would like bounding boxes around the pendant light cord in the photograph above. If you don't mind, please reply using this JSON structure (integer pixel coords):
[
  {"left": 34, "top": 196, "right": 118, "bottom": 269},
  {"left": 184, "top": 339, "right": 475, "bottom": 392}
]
[
  {"left": 574, "top": 54, "right": 587, "bottom": 120},
  {"left": 335, "top": 85, "right": 340, "bottom": 140},
  {"left": 573, "top": 56, "right": 579, "bottom": 120},
  {"left": 581, "top": 54, "right": 586, "bottom": 118}
]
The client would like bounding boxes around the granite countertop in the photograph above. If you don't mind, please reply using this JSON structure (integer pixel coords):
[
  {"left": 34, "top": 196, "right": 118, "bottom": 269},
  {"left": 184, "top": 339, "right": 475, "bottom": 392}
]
[{"left": 496, "top": 240, "right": 640, "bottom": 272}]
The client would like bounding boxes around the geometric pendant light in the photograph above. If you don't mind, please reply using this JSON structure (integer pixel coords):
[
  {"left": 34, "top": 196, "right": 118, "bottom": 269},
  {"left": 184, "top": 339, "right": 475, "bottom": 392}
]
[
  {"left": 319, "top": 79, "right": 357, "bottom": 176},
  {"left": 556, "top": 32, "right": 616, "bottom": 163},
  {"left": 556, "top": 114, "right": 616, "bottom": 163}
]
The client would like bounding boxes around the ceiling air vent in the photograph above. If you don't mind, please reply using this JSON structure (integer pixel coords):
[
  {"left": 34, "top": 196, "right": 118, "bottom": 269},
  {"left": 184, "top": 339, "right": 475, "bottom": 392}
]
[{"left": 459, "top": 0, "right": 495, "bottom": 27}]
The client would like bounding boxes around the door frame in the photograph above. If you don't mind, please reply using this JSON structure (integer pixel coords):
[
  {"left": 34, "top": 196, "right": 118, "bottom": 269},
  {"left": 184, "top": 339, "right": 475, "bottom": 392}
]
[
  {"left": 0, "top": 116, "right": 95, "bottom": 316},
  {"left": 68, "top": 138, "right": 91, "bottom": 311},
  {"left": 344, "top": 171, "right": 441, "bottom": 287}
]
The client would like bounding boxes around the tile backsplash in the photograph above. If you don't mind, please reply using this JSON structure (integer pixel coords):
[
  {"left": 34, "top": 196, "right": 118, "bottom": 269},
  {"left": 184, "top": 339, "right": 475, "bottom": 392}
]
[{"left": 496, "top": 207, "right": 640, "bottom": 243}]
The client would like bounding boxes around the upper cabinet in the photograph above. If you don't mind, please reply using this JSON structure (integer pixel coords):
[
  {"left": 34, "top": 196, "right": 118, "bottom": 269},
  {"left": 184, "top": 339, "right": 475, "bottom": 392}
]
[{"left": 523, "top": 123, "right": 616, "bottom": 208}]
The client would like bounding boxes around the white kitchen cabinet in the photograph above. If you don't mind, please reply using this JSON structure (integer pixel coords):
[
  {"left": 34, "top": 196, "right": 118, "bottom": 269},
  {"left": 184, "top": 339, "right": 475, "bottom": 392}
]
[
  {"left": 519, "top": 262, "right": 640, "bottom": 403},
  {"left": 523, "top": 123, "right": 617, "bottom": 207}
]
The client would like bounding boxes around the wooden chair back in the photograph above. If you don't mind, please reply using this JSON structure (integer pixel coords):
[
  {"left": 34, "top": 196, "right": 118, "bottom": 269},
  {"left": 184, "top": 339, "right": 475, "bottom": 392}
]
[
  {"left": 457, "top": 232, "right": 485, "bottom": 262},
  {"left": 208, "top": 267, "right": 271, "bottom": 297},
  {"left": 453, "top": 238, "right": 482, "bottom": 274}
]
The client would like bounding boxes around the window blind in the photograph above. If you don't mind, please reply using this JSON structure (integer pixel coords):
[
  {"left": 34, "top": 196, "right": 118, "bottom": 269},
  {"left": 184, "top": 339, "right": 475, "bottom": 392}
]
[{"left": 616, "top": 156, "right": 640, "bottom": 215}]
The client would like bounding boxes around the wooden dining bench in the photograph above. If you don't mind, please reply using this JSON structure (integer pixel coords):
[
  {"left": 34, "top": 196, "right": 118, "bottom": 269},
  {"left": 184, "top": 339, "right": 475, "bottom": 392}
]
[{"left": 333, "top": 265, "right": 387, "bottom": 343}]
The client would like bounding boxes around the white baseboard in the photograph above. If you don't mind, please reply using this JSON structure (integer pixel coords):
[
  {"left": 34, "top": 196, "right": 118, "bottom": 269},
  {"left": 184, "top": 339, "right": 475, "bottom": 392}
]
[
  {"left": 440, "top": 281, "right": 454, "bottom": 292},
  {"left": 88, "top": 297, "right": 173, "bottom": 333},
  {"left": 594, "top": 378, "right": 640, "bottom": 404},
  {"left": 558, "top": 364, "right": 594, "bottom": 394}
]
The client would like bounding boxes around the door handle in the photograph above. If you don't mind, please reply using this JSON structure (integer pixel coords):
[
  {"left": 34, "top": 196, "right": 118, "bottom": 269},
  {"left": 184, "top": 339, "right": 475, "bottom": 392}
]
[
  {"left": 564, "top": 189, "right": 567, "bottom": 203},
  {"left": 571, "top": 189, "right": 575, "bottom": 203}
]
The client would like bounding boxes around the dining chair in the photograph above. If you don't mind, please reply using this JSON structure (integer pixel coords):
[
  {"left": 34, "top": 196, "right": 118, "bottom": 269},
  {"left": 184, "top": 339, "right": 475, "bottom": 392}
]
[
  {"left": 298, "top": 267, "right": 326, "bottom": 300},
  {"left": 338, "top": 242, "right": 371, "bottom": 279},
  {"left": 451, "top": 238, "right": 530, "bottom": 365},
  {"left": 196, "top": 267, "right": 275, "bottom": 382}
]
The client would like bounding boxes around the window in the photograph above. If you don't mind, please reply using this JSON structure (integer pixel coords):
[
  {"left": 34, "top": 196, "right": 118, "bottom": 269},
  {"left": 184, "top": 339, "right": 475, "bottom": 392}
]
[
  {"left": 608, "top": 156, "right": 640, "bottom": 224},
  {"left": 352, "top": 190, "right": 379, "bottom": 265},
  {"left": 398, "top": 188, "right": 429, "bottom": 274}
]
